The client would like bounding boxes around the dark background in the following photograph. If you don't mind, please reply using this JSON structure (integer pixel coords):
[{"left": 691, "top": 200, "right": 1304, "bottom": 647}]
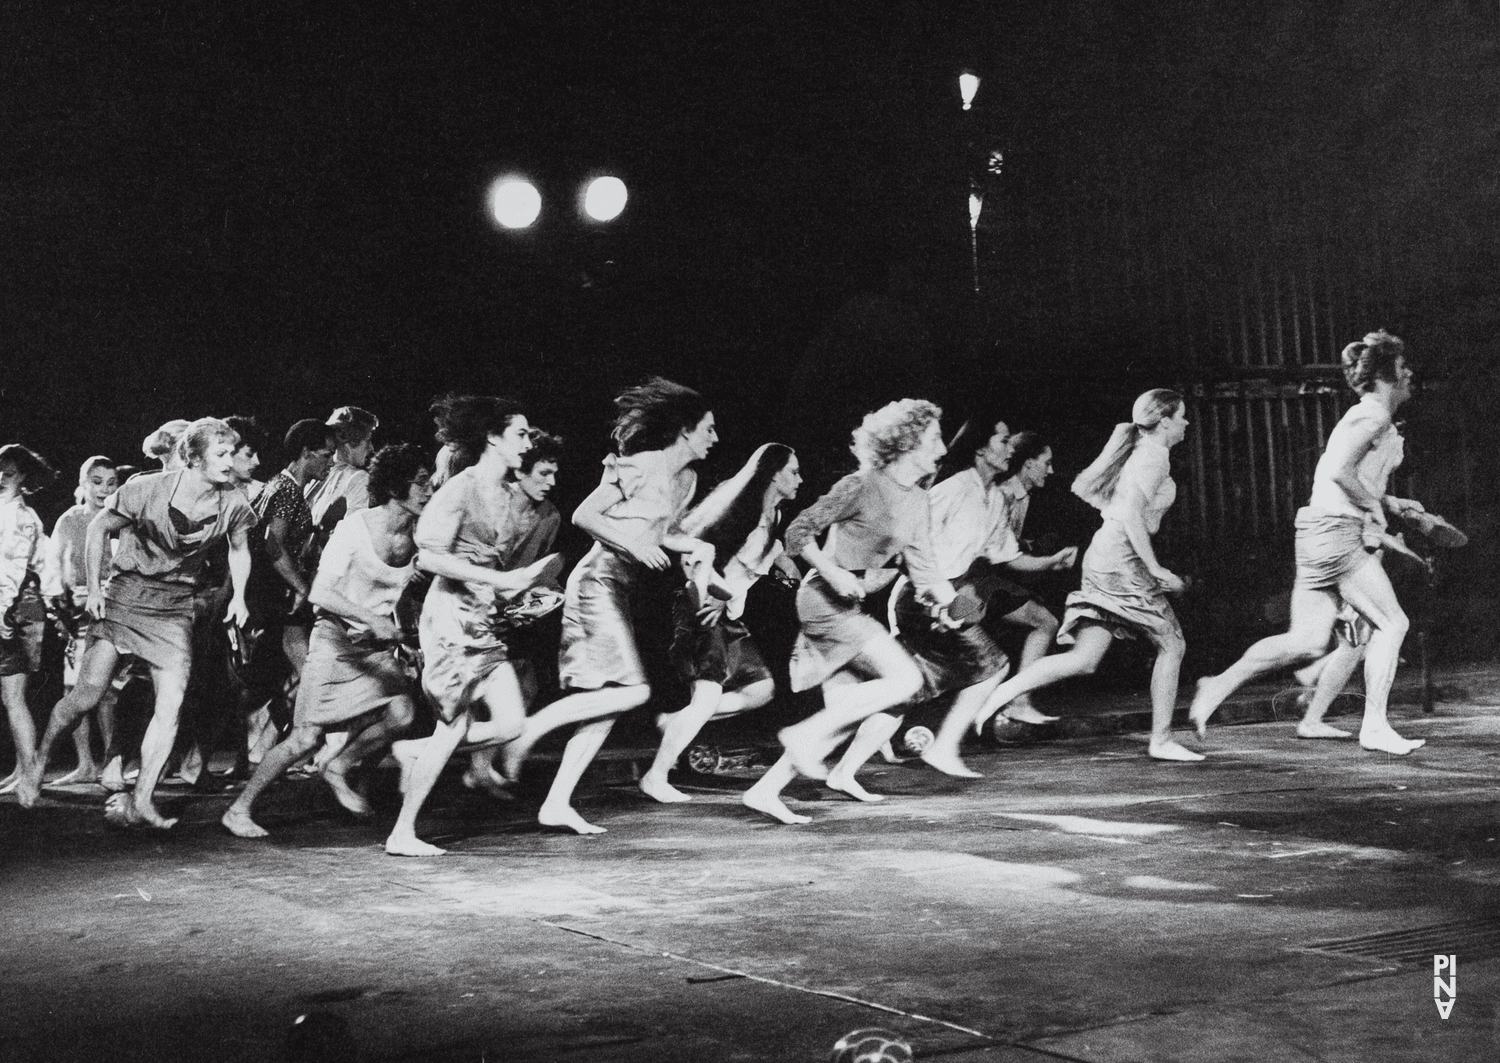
[{"left": 6, "top": 1, "right": 1500, "bottom": 667}]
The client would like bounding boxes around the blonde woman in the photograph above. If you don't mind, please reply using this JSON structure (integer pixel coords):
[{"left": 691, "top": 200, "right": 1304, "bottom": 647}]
[
  {"left": 970, "top": 390, "right": 1201, "bottom": 762},
  {"left": 742, "top": 399, "right": 957, "bottom": 823}
]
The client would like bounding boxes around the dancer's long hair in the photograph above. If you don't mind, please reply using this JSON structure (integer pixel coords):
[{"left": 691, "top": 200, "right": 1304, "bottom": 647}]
[
  {"left": 430, "top": 394, "right": 525, "bottom": 475},
  {"left": 1071, "top": 389, "right": 1181, "bottom": 511},
  {"left": 611, "top": 377, "right": 711, "bottom": 457},
  {"left": 681, "top": 443, "right": 795, "bottom": 569}
]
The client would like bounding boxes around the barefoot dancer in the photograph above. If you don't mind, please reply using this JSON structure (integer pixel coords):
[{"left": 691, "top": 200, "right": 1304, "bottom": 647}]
[
  {"left": 462, "top": 431, "right": 565, "bottom": 793},
  {"left": 742, "top": 399, "right": 958, "bottom": 823},
  {"left": 1190, "top": 331, "right": 1426, "bottom": 755},
  {"left": 383, "top": 397, "right": 561, "bottom": 856},
  {"left": 969, "top": 390, "right": 1203, "bottom": 762},
  {"left": 640, "top": 443, "right": 803, "bottom": 803},
  {"left": 18, "top": 419, "right": 254, "bottom": 826},
  {"left": 500, "top": 378, "right": 717, "bottom": 835},
  {"left": 43, "top": 455, "right": 118, "bottom": 787},
  {"left": 223, "top": 445, "right": 434, "bottom": 838},
  {"left": 0, "top": 447, "right": 58, "bottom": 797}
]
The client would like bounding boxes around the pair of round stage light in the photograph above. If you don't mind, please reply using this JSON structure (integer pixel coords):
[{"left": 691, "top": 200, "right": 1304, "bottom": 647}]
[{"left": 488, "top": 175, "right": 628, "bottom": 230}]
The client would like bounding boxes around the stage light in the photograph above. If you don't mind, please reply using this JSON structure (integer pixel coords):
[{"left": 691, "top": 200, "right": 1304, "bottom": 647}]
[
  {"left": 488, "top": 177, "right": 541, "bottom": 229},
  {"left": 582, "top": 176, "right": 628, "bottom": 222},
  {"left": 959, "top": 72, "right": 980, "bottom": 110},
  {"left": 969, "top": 191, "right": 983, "bottom": 229}
]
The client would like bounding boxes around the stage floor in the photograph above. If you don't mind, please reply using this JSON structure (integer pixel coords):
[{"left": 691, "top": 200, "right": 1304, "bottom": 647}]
[{"left": 4, "top": 702, "right": 1498, "bottom": 1062}]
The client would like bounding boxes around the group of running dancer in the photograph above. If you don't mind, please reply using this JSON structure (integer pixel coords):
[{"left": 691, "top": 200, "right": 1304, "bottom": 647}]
[{"left": 0, "top": 328, "right": 1431, "bottom": 853}]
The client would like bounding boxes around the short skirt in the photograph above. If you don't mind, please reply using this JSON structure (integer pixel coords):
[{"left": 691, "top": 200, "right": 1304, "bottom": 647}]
[
  {"left": 893, "top": 580, "right": 1009, "bottom": 702},
  {"left": 1294, "top": 507, "right": 1372, "bottom": 590},
  {"left": 1058, "top": 520, "right": 1183, "bottom": 648},
  {"left": 558, "top": 543, "right": 646, "bottom": 692},
  {"left": 296, "top": 617, "right": 414, "bottom": 728},
  {"left": 787, "top": 573, "right": 892, "bottom": 692},
  {"left": 669, "top": 588, "right": 772, "bottom": 691},
  {"left": 89, "top": 572, "right": 197, "bottom": 673},
  {"left": 0, "top": 620, "right": 43, "bottom": 677}
]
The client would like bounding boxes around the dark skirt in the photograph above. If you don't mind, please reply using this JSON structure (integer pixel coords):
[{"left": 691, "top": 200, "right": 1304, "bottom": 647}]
[
  {"left": 893, "top": 579, "right": 1009, "bottom": 702},
  {"left": 669, "top": 588, "right": 772, "bottom": 691},
  {"left": 296, "top": 617, "right": 413, "bottom": 728},
  {"left": 90, "top": 572, "right": 197, "bottom": 674}
]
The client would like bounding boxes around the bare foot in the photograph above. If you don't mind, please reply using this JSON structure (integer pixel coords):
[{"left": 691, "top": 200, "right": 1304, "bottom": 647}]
[
  {"left": 825, "top": 768, "right": 885, "bottom": 802},
  {"left": 15, "top": 763, "right": 43, "bottom": 808},
  {"left": 221, "top": 807, "right": 270, "bottom": 839},
  {"left": 877, "top": 740, "right": 904, "bottom": 764},
  {"left": 638, "top": 771, "right": 692, "bottom": 803},
  {"left": 389, "top": 740, "right": 422, "bottom": 795},
  {"left": 384, "top": 832, "right": 447, "bottom": 856},
  {"left": 499, "top": 735, "right": 534, "bottom": 784},
  {"left": 972, "top": 706, "right": 1000, "bottom": 738},
  {"left": 1148, "top": 738, "right": 1206, "bottom": 762},
  {"left": 537, "top": 803, "right": 607, "bottom": 835},
  {"left": 778, "top": 727, "right": 830, "bottom": 781},
  {"left": 48, "top": 764, "right": 101, "bottom": 787},
  {"left": 322, "top": 765, "right": 373, "bottom": 816},
  {"left": 1360, "top": 727, "right": 1424, "bottom": 755},
  {"left": 1297, "top": 720, "right": 1353, "bottom": 740},
  {"left": 1003, "top": 704, "right": 1059, "bottom": 725},
  {"left": 100, "top": 757, "right": 126, "bottom": 793},
  {"left": 461, "top": 762, "right": 516, "bottom": 803},
  {"left": 0, "top": 770, "right": 17, "bottom": 795},
  {"left": 131, "top": 797, "right": 179, "bottom": 829},
  {"left": 919, "top": 747, "right": 982, "bottom": 778},
  {"left": 1188, "top": 676, "right": 1232, "bottom": 738},
  {"left": 741, "top": 787, "right": 811, "bottom": 825}
]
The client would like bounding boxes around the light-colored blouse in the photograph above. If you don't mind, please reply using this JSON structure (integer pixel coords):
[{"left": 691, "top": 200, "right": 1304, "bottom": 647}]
[
  {"left": 313, "top": 508, "right": 415, "bottom": 638},
  {"left": 591, "top": 451, "right": 697, "bottom": 555},
  {"left": 1307, "top": 395, "right": 1404, "bottom": 518},
  {"left": 107, "top": 470, "right": 257, "bottom": 585},
  {"left": 1100, "top": 438, "right": 1176, "bottom": 535},
  {"left": 785, "top": 468, "right": 944, "bottom": 593}
]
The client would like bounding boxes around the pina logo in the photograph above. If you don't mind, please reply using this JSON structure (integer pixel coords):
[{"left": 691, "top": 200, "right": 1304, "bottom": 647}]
[{"left": 1433, "top": 954, "right": 1456, "bottom": 1019}]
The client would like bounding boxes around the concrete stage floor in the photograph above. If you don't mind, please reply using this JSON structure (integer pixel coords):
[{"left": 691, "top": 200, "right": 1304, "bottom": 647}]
[{"left": 3, "top": 701, "right": 1498, "bottom": 1062}]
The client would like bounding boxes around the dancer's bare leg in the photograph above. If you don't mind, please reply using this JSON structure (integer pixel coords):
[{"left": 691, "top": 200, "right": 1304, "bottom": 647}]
[
  {"left": 999, "top": 602, "right": 1060, "bottom": 723},
  {"left": 322, "top": 697, "right": 415, "bottom": 814},
  {"left": 2, "top": 674, "right": 38, "bottom": 793},
  {"left": 129, "top": 665, "right": 189, "bottom": 828},
  {"left": 454, "top": 666, "right": 528, "bottom": 798},
  {"left": 1297, "top": 642, "right": 1362, "bottom": 739},
  {"left": 537, "top": 716, "right": 618, "bottom": 834},
  {"left": 777, "top": 637, "right": 921, "bottom": 782},
  {"left": 221, "top": 724, "right": 321, "bottom": 838},
  {"left": 53, "top": 708, "right": 101, "bottom": 786},
  {"left": 1337, "top": 559, "right": 1420, "bottom": 754},
  {"left": 641, "top": 679, "right": 774, "bottom": 803},
  {"left": 826, "top": 712, "right": 903, "bottom": 801},
  {"left": 17, "top": 643, "right": 122, "bottom": 807},
  {"left": 1144, "top": 631, "right": 1202, "bottom": 762},
  {"left": 385, "top": 715, "right": 468, "bottom": 856},
  {"left": 741, "top": 753, "right": 809, "bottom": 823},
  {"left": 1189, "top": 588, "right": 1338, "bottom": 735},
  {"left": 922, "top": 670, "right": 1005, "bottom": 777},
  {"left": 499, "top": 683, "right": 649, "bottom": 782},
  {"left": 970, "top": 625, "right": 1114, "bottom": 736}
]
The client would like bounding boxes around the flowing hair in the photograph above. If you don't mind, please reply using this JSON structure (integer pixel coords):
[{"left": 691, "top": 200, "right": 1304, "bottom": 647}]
[
  {"left": 681, "top": 443, "right": 795, "bottom": 569},
  {"left": 1071, "top": 389, "right": 1182, "bottom": 511}
]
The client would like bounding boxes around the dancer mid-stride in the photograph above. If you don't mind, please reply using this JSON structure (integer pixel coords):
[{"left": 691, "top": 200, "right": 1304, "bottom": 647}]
[
  {"left": 970, "top": 390, "right": 1203, "bottom": 762},
  {"left": 1189, "top": 330, "right": 1426, "bottom": 755},
  {"left": 639, "top": 443, "right": 803, "bottom": 803},
  {"left": 742, "top": 399, "right": 958, "bottom": 824}
]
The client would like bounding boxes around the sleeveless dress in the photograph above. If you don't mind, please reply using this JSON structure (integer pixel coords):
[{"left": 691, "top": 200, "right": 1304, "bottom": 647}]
[{"left": 1059, "top": 438, "right": 1181, "bottom": 647}]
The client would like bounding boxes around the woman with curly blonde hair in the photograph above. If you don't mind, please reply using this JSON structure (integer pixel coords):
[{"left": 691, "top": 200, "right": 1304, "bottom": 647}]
[{"left": 742, "top": 399, "right": 958, "bottom": 824}]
